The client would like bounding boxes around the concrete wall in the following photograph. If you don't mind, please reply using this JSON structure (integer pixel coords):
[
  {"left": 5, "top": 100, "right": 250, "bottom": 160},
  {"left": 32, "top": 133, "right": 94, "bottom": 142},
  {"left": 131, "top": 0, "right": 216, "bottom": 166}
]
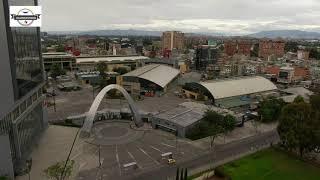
[
  {"left": 0, "top": 135, "right": 14, "bottom": 179},
  {"left": 0, "top": 1, "right": 15, "bottom": 118},
  {"left": 151, "top": 117, "right": 187, "bottom": 137}
]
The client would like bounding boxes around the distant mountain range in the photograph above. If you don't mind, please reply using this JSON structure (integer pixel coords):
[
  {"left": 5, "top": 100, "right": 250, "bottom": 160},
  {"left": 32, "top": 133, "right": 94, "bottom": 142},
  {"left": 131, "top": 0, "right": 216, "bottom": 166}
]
[
  {"left": 49, "top": 29, "right": 162, "bottom": 36},
  {"left": 47, "top": 29, "right": 224, "bottom": 37},
  {"left": 248, "top": 30, "right": 320, "bottom": 39},
  {"left": 47, "top": 29, "right": 320, "bottom": 39}
]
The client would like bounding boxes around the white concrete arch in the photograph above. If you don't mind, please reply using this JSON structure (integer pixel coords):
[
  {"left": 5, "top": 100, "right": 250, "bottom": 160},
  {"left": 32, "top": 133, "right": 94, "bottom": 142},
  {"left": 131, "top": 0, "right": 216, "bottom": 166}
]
[{"left": 81, "top": 84, "right": 143, "bottom": 136}]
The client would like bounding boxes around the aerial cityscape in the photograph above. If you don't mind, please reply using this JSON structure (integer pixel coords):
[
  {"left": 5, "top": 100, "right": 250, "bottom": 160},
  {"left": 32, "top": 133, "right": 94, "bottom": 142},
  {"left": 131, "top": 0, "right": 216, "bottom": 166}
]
[{"left": 1, "top": 0, "right": 320, "bottom": 180}]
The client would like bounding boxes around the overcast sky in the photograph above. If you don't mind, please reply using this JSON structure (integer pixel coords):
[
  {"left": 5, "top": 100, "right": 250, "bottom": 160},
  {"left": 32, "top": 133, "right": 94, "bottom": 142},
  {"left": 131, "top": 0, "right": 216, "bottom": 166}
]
[{"left": 40, "top": 0, "right": 320, "bottom": 35}]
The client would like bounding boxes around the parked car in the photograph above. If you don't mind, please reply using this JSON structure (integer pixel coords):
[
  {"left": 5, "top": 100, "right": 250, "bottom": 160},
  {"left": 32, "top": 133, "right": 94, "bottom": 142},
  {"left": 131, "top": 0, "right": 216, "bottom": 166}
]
[{"left": 167, "top": 158, "right": 176, "bottom": 164}]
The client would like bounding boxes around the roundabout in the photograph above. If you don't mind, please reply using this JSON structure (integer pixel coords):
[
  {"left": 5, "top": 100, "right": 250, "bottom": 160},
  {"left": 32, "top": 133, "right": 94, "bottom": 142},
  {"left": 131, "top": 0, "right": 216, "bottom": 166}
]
[{"left": 89, "top": 121, "right": 145, "bottom": 146}]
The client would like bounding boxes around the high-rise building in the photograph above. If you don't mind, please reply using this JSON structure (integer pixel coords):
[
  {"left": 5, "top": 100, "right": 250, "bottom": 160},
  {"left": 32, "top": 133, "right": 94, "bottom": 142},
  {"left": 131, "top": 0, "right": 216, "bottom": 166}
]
[
  {"left": 161, "top": 31, "right": 184, "bottom": 51},
  {"left": 224, "top": 40, "right": 252, "bottom": 57},
  {"left": 195, "top": 45, "right": 219, "bottom": 70},
  {"left": 259, "top": 39, "right": 285, "bottom": 60},
  {"left": 0, "top": 0, "right": 47, "bottom": 177},
  {"left": 224, "top": 40, "right": 238, "bottom": 56}
]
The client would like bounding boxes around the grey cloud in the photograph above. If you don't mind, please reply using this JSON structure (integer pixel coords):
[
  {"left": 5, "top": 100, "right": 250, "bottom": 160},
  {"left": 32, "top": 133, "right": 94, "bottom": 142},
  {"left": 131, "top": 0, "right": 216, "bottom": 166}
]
[{"left": 40, "top": 0, "right": 320, "bottom": 34}]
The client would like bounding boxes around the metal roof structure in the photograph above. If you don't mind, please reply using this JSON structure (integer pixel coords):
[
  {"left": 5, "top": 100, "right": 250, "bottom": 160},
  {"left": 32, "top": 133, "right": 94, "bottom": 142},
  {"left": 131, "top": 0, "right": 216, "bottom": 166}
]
[
  {"left": 154, "top": 102, "right": 242, "bottom": 128},
  {"left": 123, "top": 64, "right": 180, "bottom": 88},
  {"left": 42, "top": 52, "right": 74, "bottom": 59},
  {"left": 76, "top": 56, "right": 149, "bottom": 63},
  {"left": 199, "top": 76, "right": 277, "bottom": 100},
  {"left": 154, "top": 106, "right": 203, "bottom": 127},
  {"left": 280, "top": 87, "right": 314, "bottom": 103}
]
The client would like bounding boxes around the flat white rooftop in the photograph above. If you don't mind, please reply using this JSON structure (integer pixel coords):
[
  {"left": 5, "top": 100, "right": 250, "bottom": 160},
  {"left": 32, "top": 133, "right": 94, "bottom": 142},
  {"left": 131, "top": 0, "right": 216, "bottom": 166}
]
[{"left": 76, "top": 56, "right": 149, "bottom": 63}]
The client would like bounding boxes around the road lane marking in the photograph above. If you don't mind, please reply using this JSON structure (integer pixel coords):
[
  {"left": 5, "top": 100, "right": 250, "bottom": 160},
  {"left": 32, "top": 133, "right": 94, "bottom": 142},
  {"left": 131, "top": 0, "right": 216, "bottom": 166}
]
[
  {"left": 161, "top": 143, "right": 175, "bottom": 148},
  {"left": 150, "top": 145, "right": 164, "bottom": 153},
  {"left": 115, "top": 145, "right": 122, "bottom": 176},
  {"left": 126, "top": 149, "right": 142, "bottom": 169},
  {"left": 138, "top": 147, "right": 160, "bottom": 165}
]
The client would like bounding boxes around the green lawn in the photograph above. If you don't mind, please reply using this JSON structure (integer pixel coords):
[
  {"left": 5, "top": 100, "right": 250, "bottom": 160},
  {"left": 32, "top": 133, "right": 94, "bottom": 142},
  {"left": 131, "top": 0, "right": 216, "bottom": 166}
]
[{"left": 221, "top": 148, "right": 320, "bottom": 180}]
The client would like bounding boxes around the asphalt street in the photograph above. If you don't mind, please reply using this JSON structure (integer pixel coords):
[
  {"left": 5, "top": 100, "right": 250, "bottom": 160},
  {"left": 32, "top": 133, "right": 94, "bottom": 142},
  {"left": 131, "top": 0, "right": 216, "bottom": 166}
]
[{"left": 127, "top": 130, "right": 280, "bottom": 180}]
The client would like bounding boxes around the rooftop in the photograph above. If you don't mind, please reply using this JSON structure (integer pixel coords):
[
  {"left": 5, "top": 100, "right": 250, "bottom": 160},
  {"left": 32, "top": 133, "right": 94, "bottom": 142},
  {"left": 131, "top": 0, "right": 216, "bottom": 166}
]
[
  {"left": 123, "top": 64, "right": 180, "bottom": 88},
  {"left": 154, "top": 106, "right": 203, "bottom": 127},
  {"left": 280, "top": 87, "right": 314, "bottom": 102},
  {"left": 42, "top": 52, "right": 74, "bottom": 58},
  {"left": 199, "top": 76, "right": 277, "bottom": 100},
  {"left": 154, "top": 102, "right": 241, "bottom": 127},
  {"left": 76, "top": 56, "right": 149, "bottom": 63}
]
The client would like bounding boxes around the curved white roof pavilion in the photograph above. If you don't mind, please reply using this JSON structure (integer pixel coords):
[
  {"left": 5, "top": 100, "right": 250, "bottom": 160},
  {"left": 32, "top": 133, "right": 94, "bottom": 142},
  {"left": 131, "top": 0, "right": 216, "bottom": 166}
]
[
  {"left": 123, "top": 64, "right": 180, "bottom": 88},
  {"left": 199, "top": 76, "right": 277, "bottom": 100}
]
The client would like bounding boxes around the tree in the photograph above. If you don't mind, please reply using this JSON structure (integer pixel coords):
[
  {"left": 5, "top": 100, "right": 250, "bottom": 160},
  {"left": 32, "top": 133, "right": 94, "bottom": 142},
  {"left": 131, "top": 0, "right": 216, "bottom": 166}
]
[
  {"left": 222, "top": 114, "right": 237, "bottom": 142},
  {"left": 310, "top": 95, "right": 320, "bottom": 112},
  {"left": 277, "top": 102, "right": 317, "bottom": 157},
  {"left": 50, "top": 63, "right": 66, "bottom": 79},
  {"left": 96, "top": 62, "right": 107, "bottom": 76},
  {"left": 55, "top": 44, "right": 65, "bottom": 52},
  {"left": 309, "top": 48, "right": 320, "bottom": 60},
  {"left": 203, "top": 110, "right": 225, "bottom": 148},
  {"left": 258, "top": 97, "right": 286, "bottom": 123},
  {"left": 223, "top": 114, "right": 236, "bottom": 133},
  {"left": 293, "top": 95, "right": 305, "bottom": 103},
  {"left": 309, "top": 95, "right": 320, "bottom": 153},
  {"left": 186, "top": 110, "right": 237, "bottom": 148},
  {"left": 285, "top": 41, "right": 299, "bottom": 52},
  {"left": 43, "top": 160, "right": 75, "bottom": 180},
  {"left": 250, "top": 43, "right": 259, "bottom": 57},
  {"left": 96, "top": 62, "right": 108, "bottom": 90},
  {"left": 113, "top": 67, "right": 129, "bottom": 75}
]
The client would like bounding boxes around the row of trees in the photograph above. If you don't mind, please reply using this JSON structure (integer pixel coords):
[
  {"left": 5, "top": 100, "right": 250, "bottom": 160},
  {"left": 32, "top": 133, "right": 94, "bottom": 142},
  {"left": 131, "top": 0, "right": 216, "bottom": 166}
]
[
  {"left": 277, "top": 95, "right": 320, "bottom": 157},
  {"left": 50, "top": 63, "right": 66, "bottom": 80},
  {"left": 258, "top": 97, "right": 286, "bottom": 123},
  {"left": 258, "top": 95, "right": 320, "bottom": 157},
  {"left": 186, "top": 110, "right": 237, "bottom": 148}
]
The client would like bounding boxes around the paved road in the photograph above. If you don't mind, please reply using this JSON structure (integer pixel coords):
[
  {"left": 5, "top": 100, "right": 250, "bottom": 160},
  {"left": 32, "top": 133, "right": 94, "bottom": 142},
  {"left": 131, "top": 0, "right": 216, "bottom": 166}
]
[{"left": 126, "top": 130, "right": 280, "bottom": 180}]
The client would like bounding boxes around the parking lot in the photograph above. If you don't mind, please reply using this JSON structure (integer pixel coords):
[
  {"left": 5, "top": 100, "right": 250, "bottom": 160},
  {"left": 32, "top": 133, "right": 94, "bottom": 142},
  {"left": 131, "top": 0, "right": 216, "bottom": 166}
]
[{"left": 76, "top": 121, "right": 203, "bottom": 180}]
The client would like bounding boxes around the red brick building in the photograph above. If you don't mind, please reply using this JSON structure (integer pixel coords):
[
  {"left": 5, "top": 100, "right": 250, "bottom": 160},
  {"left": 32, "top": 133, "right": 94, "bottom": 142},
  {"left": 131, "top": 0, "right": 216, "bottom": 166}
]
[
  {"left": 264, "top": 65, "right": 310, "bottom": 82},
  {"left": 224, "top": 40, "right": 238, "bottom": 56},
  {"left": 259, "top": 39, "right": 285, "bottom": 60},
  {"left": 294, "top": 67, "right": 310, "bottom": 80},
  {"left": 224, "top": 40, "right": 252, "bottom": 56},
  {"left": 264, "top": 66, "right": 280, "bottom": 75},
  {"left": 237, "top": 40, "right": 252, "bottom": 56}
]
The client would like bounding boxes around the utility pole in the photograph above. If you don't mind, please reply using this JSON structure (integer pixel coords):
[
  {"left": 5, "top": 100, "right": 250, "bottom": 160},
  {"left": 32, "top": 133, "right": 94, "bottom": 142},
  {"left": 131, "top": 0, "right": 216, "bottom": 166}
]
[
  {"left": 53, "top": 89, "right": 56, "bottom": 112},
  {"left": 175, "top": 131, "right": 178, "bottom": 153},
  {"left": 99, "top": 145, "right": 101, "bottom": 168},
  {"left": 92, "top": 85, "right": 95, "bottom": 100}
]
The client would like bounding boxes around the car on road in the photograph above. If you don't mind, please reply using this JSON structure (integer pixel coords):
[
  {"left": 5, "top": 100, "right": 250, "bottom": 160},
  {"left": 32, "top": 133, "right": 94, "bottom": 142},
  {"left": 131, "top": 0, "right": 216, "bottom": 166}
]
[{"left": 167, "top": 158, "right": 176, "bottom": 164}]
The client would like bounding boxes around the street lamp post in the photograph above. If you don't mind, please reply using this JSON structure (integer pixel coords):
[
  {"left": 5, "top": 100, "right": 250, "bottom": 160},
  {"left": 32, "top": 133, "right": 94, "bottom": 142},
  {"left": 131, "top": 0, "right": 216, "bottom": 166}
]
[
  {"left": 26, "top": 158, "right": 32, "bottom": 180},
  {"left": 53, "top": 89, "right": 56, "bottom": 112},
  {"left": 175, "top": 131, "right": 178, "bottom": 153},
  {"left": 92, "top": 85, "right": 95, "bottom": 100},
  {"left": 98, "top": 145, "right": 101, "bottom": 168}
]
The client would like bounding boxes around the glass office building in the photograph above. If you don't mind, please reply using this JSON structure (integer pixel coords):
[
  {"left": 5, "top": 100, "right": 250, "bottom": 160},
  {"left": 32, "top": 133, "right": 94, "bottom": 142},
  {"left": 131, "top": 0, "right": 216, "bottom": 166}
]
[{"left": 0, "top": 0, "right": 47, "bottom": 176}]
